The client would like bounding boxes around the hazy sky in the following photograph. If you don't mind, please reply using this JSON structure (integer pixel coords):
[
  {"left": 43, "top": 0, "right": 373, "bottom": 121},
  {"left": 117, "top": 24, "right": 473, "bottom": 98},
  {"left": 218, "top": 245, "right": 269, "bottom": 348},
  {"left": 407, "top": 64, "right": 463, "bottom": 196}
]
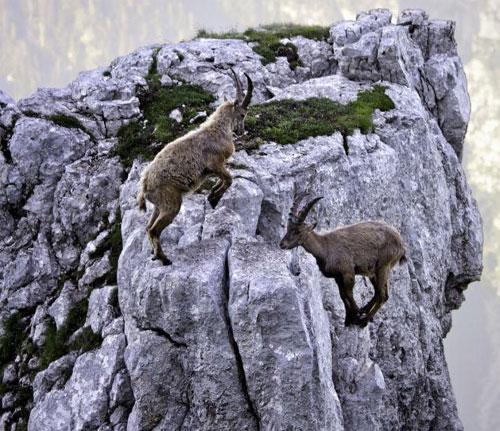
[{"left": 0, "top": 0, "right": 499, "bottom": 429}]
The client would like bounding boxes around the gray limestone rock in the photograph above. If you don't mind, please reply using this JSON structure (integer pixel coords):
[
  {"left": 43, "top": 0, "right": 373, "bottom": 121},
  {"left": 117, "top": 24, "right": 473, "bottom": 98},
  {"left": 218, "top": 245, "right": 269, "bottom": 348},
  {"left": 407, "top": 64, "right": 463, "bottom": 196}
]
[
  {"left": 2, "top": 364, "right": 17, "bottom": 385},
  {"left": 85, "top": 285, "right": 118, "bottom": 336},
  {"left": 32, "top": 352, "right": 78, "bottom": 404},
  {"left": 47, "top": 281, "right": 85, "bottom": 330},
  {"left": 228, "top": 241, "right": 343, "bottom": 430},
  {"left": 29, "top": 334, "right": 126, "bottom": 431},
  {"left": 0, "top": 9, "right": 482, "bottom": 431},
  {"left": 331, "top": 8, "right": 470, "bottom": 158}
]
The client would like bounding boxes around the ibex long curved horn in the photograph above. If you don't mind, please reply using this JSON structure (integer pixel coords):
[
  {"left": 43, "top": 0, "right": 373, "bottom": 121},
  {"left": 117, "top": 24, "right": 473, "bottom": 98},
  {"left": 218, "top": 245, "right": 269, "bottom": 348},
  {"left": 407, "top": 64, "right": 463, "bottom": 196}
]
[
  {"left": 230, "top": 68, "right": 243, "bottom": 103},
  {"left": 297, "top": 196, "right": 323, "bottom": 223},
  {"left": 289, "top": 184, "right": 303, "bottom": 222},
  {"left": 241, "top": 73, "right": 254, "bottom": 109}
]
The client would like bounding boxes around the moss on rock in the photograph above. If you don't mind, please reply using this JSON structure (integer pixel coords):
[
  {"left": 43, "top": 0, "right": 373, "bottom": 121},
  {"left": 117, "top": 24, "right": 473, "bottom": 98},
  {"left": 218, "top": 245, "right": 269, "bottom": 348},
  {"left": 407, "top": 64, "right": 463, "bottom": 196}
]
[
  {"left": 115, "top": 55, "right": 215, "bottom": 168},
  {"left": 197, "top": 23, "right": 329, "bottom": 68},
  {"left": 47, "top": 114, "right": 85, "bottom": 130},
  {"left": 0, "top": 312, "right": 27, "bottom": 368},
  {"left": 244, "top": 85, "right": 395, "bottom": 145},
  {"left": 39, "top": 298, "right": 102, "bottom": 369}
]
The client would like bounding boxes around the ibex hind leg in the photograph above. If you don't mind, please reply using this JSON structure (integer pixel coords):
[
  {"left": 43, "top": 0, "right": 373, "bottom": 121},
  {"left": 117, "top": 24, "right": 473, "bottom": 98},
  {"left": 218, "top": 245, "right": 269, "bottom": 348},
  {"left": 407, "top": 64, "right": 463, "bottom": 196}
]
[
  {"left": 149, "top": 209, "right": 177, "bottom": 265},
  {"left": 359, "top": 267, "right": 390, "bottom": 327},
  {"left": 359, "top": 276, "right": 377, "bottom": 317},
  {"left": 148, "top": 194, "right": 181, "bottom": 266},
  {"left": 336, "top": 274, "right": 361, "bottom": 327},
  {"left": 146, "top": 206, "right": 160, "bottom": 254}
]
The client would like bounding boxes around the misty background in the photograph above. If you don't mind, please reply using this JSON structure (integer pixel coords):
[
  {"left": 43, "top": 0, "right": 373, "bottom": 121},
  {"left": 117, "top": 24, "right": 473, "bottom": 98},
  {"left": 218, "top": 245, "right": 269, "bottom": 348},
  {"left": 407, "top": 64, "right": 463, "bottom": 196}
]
[{"left": 0, "top": 0, "right": 498, "bottom": 429}]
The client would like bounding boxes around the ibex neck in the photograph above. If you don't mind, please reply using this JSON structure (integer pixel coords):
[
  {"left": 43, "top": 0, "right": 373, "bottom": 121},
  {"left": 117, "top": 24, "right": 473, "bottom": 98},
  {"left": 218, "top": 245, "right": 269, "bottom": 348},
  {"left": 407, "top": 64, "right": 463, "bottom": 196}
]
[
  {"left": 206, "top": 104, "right": 234, "bottom": 136},
  {"left": 301, "top": 231, "right": 323, "bottom": 257}
]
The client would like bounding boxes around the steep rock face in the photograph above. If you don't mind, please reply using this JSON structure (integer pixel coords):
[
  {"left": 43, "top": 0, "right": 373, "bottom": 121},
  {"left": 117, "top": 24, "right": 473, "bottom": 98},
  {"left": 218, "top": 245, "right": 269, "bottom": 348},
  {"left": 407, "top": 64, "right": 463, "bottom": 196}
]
[
  {"left": 0, "top": 9, "right": 481, "bottom": 431},
  {"left": 330, "top": 9, "right": 470, "bottom": 158}
]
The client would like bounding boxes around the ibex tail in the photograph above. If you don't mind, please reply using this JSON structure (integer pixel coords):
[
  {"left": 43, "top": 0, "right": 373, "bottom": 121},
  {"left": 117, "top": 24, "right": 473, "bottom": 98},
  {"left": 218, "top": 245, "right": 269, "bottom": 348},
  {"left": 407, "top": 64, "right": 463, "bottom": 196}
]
[{"left": 137, "top": 172, "right": 147, "bottom": 212}]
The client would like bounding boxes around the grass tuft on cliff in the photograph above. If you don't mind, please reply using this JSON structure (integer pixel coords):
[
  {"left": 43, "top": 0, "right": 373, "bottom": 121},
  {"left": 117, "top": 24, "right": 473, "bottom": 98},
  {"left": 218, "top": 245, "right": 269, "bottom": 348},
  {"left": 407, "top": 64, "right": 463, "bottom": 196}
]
[
  {"left": 48, "top": 114, "right": 85, "bottom": 130},
  {"left": 197, "top": 23, "right": 330, "bottom": 68},
  {"left": 115, "top": 54, "right": 215, "bottom": 168},
  {"left": 0, "top": 312, "right": 26, "bottom": 367},
  {"left": 244, "top": 85, "right": 395, "bottom": 145},
  {"left": 40, "top": 298, "right": 102, "bottom": 369}
]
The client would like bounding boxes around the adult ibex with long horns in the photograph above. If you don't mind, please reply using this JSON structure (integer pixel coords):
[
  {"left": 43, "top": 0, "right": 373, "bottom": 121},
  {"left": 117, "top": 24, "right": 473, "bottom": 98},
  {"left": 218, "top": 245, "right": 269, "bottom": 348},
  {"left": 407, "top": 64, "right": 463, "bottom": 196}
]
[
  {"left": 137, "top": 69, "right": 253, "bottom": 265},
  {"left": 280, "top": 191, "right": 406, "bottom": 327}
]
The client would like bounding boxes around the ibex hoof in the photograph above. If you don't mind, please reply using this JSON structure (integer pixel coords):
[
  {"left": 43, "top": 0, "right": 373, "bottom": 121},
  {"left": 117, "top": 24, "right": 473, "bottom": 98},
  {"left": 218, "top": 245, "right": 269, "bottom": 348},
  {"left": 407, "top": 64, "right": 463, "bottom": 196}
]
[
  {"left": 358, "top": 312, "right": 373, "bottom": 323},
  {"left": 208, "top": 196, "right": 220, "bottom": 209},
  {"left": 344, "top": 315, "right": 359, "bottom": 327},
  {"left": 152, "top": 255, "right": 172, "bottom": 266},
  {"left": 357, "top": 319, "right": 369, "bottom": 328}
]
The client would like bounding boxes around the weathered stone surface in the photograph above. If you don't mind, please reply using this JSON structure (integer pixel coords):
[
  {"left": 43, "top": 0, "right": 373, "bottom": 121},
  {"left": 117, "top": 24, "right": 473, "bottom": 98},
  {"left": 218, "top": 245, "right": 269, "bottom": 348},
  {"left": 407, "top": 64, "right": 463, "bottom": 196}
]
[
  {"left": 86, "top": 285, "right": 118, "bottom": 335},
  {"left": 331, "top": 8, "right": 470, "bottom": 157},
  {"left": 16, "top": 46, "right": 154, "bottom": 140},
  {"left": 51, "top": 156, "right": 123, "bottom": 269},
  {"left": 2, "top": 364, "right": 17, "bottom": 385},
  {"left": 290, "top": 36, "right": 337, "bottom": 77},
  {"left": 229, "top": 241, "right": 343, "bottom": 430},
  {"left": 29, "top": 334, "right": 126, "bottom": 431},
  {"left": 118, "top": 220, "right": 257, "bottom": 429},
  {"left": 0, "top": 9, "right": 481, "bottom": 431},
  {"left": 32, "top": 352, "right": 78, "bottom": 403},
  {"left": 0, "top": 89, "right": 19, "bottom": 131},
  {"left": 202, "top": 177, "right": 263, "bottom": 241},
  {"left": 47, "top": 281, "right": 85, "bottom": 330}
]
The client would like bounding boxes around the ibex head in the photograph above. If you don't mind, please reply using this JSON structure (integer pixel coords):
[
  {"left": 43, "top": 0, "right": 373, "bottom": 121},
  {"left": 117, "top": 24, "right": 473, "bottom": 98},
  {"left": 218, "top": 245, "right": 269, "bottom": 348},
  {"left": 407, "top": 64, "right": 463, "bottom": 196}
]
[
  {"left": 280, "top": 192, "right": 323, "bottom": 250},
  {"left": 229, "top": 68, "right": 253, "bottom": 135}
]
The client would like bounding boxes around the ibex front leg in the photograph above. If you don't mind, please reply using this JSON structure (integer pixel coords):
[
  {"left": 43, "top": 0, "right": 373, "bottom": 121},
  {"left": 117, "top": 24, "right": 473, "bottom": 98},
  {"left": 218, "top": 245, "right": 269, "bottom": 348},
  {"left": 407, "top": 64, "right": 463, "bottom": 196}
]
[
  {"left": 335, "top": 274, "right": 360, "bottom": 326},
  {"left": 208, "top": 166, "right": 232, "bottom": 209}
]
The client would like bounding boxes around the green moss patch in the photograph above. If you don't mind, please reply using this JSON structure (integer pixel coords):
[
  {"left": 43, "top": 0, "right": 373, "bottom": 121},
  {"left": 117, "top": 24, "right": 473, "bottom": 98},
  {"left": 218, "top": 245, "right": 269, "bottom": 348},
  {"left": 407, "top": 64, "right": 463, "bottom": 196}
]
[
  {"left": 197, "top": 23, "right": 330, "bottom": 68},
  {"left": 0, "top": 312, "right": 27, "bottom": 367},
  {"left": 39, "top": 298, "right": 102, "bottom": 369},
  {"left": 47, "top": 114, "right": 85, "bottom": 130},
  {"left": 243, "top": 85, "right": 395, "bottom": 146},
  {"left": 115, "top": 55, "right": 215, "bottom": 168}
]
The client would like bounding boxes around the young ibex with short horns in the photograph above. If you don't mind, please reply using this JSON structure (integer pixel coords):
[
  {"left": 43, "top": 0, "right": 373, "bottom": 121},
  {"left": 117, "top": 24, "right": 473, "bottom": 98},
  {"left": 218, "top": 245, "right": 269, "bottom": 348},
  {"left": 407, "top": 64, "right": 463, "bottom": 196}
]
[
  {"left": 137, "top": 69, "right": 253, "bottom": 265},
  {"left": 280, "top": 192, "right": 406, "bottom": 327}
]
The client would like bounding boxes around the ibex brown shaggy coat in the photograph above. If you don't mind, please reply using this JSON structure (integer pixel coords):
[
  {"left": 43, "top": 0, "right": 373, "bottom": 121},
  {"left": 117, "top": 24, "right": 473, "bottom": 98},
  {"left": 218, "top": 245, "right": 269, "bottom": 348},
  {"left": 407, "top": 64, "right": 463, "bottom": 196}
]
[
  {"left": 137, "top": 70, "right": 253, "bottom": 265},
  {"left": 280, "top": 195, "right": 406, "bottom": 327}
]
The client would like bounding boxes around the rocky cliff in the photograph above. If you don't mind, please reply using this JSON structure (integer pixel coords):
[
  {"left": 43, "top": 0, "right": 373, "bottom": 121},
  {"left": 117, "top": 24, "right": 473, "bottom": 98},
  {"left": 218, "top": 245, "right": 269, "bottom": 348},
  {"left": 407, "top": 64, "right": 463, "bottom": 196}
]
[{"left": 0, "top": 9, "right": 482, "bottom": 431}]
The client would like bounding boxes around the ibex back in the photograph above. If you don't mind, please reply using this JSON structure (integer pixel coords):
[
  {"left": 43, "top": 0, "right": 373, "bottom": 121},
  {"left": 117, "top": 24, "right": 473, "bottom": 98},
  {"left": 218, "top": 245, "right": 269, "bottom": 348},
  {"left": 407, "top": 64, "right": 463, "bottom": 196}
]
[{"left": 137, "top": 69, "right": 253, "bottom": 265}]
